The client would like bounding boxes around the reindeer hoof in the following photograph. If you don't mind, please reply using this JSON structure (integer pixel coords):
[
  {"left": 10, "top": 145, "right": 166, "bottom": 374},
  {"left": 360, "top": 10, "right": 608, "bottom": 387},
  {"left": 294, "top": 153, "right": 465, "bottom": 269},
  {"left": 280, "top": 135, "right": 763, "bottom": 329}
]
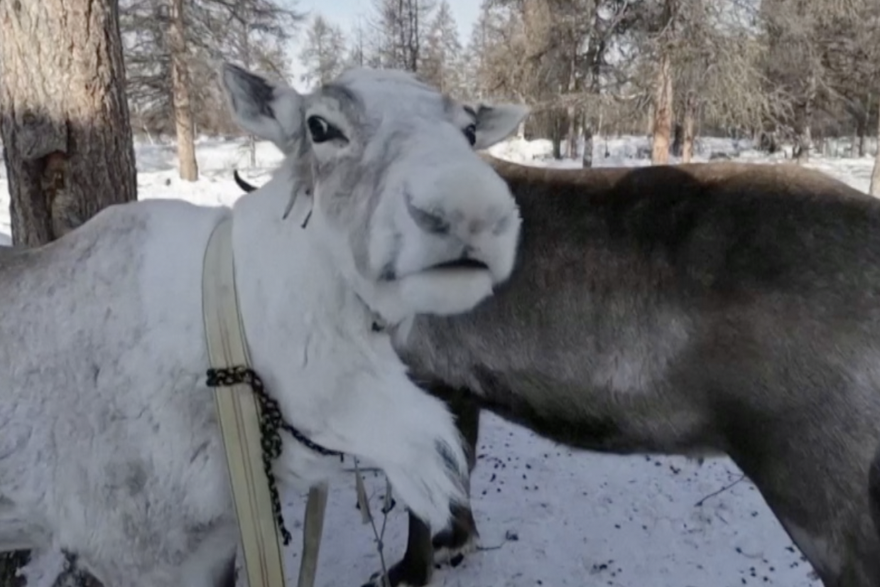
[{"left": 431, "top": 528, "right": 480, "bottom": 566}]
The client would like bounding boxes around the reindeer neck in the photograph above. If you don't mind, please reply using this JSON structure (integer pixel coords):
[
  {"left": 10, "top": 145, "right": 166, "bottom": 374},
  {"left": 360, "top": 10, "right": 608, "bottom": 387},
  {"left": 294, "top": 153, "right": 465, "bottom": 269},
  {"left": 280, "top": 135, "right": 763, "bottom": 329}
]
[
  {"left": 227, "top": 172, "right": 392, "bottom": 401},
  {"left": 396, "top": 162, "right": 697, "bottom": 388},
  {"left": 228, "top": 178, "right": 338, "bottom": 358}
]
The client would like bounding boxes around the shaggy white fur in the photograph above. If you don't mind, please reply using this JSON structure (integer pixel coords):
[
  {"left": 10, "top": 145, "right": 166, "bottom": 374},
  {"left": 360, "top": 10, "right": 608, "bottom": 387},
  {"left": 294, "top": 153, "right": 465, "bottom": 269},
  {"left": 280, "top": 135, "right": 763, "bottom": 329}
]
[{"left": 0, "top": 62, "right": 528, "bottom": 587}]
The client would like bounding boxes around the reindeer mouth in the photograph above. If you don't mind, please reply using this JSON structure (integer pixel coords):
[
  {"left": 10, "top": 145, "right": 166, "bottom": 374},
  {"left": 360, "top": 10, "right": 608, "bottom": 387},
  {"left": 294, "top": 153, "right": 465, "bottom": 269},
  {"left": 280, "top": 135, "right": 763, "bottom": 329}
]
[
  {"left": 427, "top": 258, "right": 490, "bottom": 272},
  {"left": 379, "top": 257, "right": 491, "bottom": 282}
]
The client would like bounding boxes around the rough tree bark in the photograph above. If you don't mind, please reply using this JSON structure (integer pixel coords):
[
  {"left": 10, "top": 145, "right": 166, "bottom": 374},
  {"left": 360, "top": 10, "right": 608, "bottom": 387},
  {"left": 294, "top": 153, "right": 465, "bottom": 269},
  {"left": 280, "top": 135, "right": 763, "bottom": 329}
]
[
  {"left": 682, "top": 91, "right": 696, "bottom": 163},
  {"left": 0, "top": 0, "right": 137, "bottom": 584},
  {"left": 651, "top": 49, "right": 673, "bottom": 165},
  {"left": 0, "top": 0, "right": 137, "bottom": 245},
  {"left": 168, "top": 0, "right": 199, "bottom": 181},
  {"left": 871, "top": 100, "right": 880, "bottom": 196}
]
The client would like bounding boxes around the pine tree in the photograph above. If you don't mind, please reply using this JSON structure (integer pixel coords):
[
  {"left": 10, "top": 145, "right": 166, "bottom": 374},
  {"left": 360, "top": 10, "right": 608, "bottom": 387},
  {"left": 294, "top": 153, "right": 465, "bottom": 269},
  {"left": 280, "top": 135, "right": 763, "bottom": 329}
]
[
  {"left": 421, "top": 0, "right": 465, "bottom": 95},
  {"left": 299, "top": 14, "right": 348, "bottom": 87}
]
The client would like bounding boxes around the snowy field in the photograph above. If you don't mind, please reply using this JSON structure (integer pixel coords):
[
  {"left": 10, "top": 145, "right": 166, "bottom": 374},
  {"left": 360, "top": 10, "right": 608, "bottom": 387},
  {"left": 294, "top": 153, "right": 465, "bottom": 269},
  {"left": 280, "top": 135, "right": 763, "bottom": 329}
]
[{"left": 2, "top": 135, "right": 878, "bottom": 587}]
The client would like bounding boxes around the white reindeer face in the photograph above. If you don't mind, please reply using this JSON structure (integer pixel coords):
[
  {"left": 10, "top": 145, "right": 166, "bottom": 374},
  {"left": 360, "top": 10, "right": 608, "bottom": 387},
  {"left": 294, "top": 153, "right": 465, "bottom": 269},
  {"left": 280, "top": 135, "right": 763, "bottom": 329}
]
[{"left": 221, "top": 63, "right": 529, "bottom": 323}]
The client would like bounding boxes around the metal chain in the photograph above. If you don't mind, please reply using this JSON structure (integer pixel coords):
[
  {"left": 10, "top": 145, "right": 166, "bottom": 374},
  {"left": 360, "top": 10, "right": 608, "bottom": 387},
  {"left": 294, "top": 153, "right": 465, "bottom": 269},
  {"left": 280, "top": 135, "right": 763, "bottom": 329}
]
[{"left": 206, "top": 365, "right": 345, "bottom": 546}]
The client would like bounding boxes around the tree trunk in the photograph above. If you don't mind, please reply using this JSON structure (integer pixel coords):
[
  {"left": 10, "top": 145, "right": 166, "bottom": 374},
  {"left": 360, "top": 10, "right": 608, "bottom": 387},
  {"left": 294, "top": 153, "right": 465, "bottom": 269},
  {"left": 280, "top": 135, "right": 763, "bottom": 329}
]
[
  {"left": 793, "top": 74, "right": 816, "bottom": 165},
  {"left": 858, "top": 116, "right": 868, "bottom": 158},
  {"left": 670, "top": 123, "right": 683, "bottom": 158},
  {"left": 551, "top": 134, "right": 563, "bottom": 160},
  {"left": 0, "top": 0, "right": 136, "bottom": 583},
  {"left": 566, "top": 109, "right": 578, "bottom": 160},
  {"left": 682, "top": 91, "right": 696, "bottom": 163},
  {"left": 239, "top": 20, "right": 257, "bottom": 168},
  {"left": 859, "top": 96, "right": 873, "bottom": 158},
  {"left": 565, "top": 44, "right": 578, "bottom": 160},
  {"left": 793, "top": 121, "right": 812, "bottom": 163},
  {"left": 0, "top": 0, "right": 137, "bottom": 247},
  {"left": 582, "top": 125, "right": 594, "bottom": 168},
  {"left": 871, "top": 100, "right": 880, "bottom": 196},
  {"left": 550, "top": 112, "right": 564, "bottom": 160},
  {"left": 168, "top": 0, "right": 199, "bottom": 181},
  {"left": 651, "top": 49, "right": 673, "bottom": 165}
]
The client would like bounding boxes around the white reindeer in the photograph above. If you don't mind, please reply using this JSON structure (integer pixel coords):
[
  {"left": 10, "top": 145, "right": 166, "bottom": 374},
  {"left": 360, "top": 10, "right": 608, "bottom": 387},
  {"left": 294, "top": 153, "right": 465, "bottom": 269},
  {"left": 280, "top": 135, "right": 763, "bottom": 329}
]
[{"left": 0, "top": 63, "right": 529, "bottom": 587}]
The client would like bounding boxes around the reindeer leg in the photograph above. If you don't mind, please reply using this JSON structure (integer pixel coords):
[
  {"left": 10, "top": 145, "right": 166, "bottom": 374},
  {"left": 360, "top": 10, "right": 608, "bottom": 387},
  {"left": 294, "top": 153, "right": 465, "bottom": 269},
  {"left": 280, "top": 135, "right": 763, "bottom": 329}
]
[
  {"left": 360, "top": 512, "right": 434, "bottom": 587},
  {"left": 362, "top": 386, "right": 481, "bottom": 587},
  {"left": 732, "top": 417, "right": 880, "bottom": 587},
  {"left": 430, "top": 389, "right": 481, "bottom": 565}
]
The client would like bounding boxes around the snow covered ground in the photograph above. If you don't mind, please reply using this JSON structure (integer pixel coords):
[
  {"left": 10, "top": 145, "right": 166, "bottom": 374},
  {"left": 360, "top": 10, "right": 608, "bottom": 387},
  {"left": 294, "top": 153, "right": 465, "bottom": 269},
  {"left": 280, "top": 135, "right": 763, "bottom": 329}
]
[{"left": 2, "top": 134, "right": 877, "bottom": 586}]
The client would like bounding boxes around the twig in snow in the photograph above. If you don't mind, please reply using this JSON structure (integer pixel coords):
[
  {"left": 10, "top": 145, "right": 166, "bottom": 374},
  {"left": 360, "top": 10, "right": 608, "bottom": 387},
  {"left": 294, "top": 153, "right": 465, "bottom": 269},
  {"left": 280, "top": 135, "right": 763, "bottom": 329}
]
[
  {"left": 694, "top": 474, "right": 746, "bottom": 507},
  {"left": 475, "top": 529, "right": 519, "bottom": 553},
  {"left": 476, "top": 543, "right": 507, "bottom": 552}
]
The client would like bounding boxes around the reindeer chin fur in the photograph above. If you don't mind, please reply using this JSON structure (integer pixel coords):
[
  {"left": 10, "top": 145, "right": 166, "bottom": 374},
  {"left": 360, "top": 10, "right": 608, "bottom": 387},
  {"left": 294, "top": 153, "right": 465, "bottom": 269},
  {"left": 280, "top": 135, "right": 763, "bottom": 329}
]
[{"left": 399, "top": 270, "right": 494, "bottom": 317}]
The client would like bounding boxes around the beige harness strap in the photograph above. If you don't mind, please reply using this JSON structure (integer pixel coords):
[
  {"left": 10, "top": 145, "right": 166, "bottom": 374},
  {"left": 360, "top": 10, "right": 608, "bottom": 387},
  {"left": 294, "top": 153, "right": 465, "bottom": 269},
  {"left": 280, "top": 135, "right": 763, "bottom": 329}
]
[
  {"left": 202, "top": 217, "right": 287, "bottom": 587},
  {"left": 297, "top": 484, "right": 329, "bottom": 587}
]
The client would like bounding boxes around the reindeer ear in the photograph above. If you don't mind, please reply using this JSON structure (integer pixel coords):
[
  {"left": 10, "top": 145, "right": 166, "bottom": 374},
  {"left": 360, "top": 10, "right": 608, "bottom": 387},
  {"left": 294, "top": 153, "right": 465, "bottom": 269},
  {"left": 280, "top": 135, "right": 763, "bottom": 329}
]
[
  {"left": 472, "top": 103, "right": 530, "bottom": 150},
  {"left": 220, "top": 62, "right": 304, "bottom": 154}
]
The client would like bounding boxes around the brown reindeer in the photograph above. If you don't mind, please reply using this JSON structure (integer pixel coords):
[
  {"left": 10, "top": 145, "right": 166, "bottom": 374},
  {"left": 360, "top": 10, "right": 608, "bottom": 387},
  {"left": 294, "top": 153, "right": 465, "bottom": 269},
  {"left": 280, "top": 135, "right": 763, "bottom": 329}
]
[{"left": 234, "top": 156, "right": 880, "bottom": 587}]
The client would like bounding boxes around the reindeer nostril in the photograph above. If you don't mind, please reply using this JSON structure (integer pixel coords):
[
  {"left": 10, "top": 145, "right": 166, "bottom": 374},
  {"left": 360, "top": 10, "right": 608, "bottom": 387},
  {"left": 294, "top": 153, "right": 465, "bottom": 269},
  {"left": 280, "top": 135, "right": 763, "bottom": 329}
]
[
  {"left": 493, "top": 213, "right": 512, "bottom": 236},
  {"left": 405, "top": 193, "right": 450, "bottom": 235}
]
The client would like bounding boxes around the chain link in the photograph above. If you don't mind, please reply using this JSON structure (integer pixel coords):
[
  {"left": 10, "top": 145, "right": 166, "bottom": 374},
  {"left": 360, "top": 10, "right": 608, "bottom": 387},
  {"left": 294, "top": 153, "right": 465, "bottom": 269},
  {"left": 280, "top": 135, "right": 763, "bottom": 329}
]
[{"left": 206, "top": 365, "right": 345, "bottom": 546}]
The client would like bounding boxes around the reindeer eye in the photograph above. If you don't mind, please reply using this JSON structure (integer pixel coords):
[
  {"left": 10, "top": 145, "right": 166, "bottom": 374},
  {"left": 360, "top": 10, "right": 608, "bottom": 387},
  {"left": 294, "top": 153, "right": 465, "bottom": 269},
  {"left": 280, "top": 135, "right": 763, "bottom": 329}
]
[
  {"left": 306, "top": 115, "right": 347, "bottom": 144},
  {"left": 464, "top": 124, "right": 477, "bottom": 146}
]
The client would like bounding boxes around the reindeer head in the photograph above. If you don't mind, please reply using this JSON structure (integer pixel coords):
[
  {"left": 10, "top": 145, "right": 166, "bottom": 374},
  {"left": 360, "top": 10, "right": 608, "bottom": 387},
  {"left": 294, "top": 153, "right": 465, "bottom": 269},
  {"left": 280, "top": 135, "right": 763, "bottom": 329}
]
[{"left": 221, "top": 63, "right": 529, "bottom": 325}]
